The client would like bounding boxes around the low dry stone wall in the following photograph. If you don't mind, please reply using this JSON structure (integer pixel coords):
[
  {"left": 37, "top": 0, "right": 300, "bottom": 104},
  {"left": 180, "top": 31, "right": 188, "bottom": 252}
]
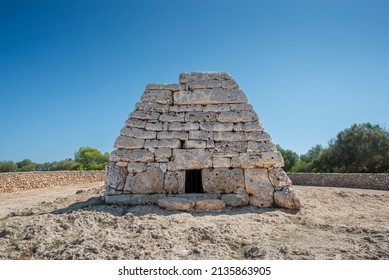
[
  {"left": 288, "top": 173, "right": 389, "bottom": 190},
  {"left": 0, "top": 171, "right": 106, "bottom": 193}
]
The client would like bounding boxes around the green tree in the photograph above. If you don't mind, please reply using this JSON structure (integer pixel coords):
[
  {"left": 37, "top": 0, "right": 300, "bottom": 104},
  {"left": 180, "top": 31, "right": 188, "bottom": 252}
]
[
  {"left": 276, "top": 145, "right": 299, "bottom": 172},
  {"left": 16, "top": 159, "right": 37, "bottom": 172},
  {"left": 0, "top": 161, "right": 18, "bottom": 172},
  {"left": 74, "top": 147, "right": 109, "bottom": 170},
  {"left": 290, "top": 145, "right": 325, "bottom": 172}
]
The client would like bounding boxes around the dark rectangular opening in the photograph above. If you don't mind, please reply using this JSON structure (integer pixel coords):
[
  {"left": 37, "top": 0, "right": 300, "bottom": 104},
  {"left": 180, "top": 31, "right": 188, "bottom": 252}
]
[{"left": 185, "top": 170, "right": 203, "bottom": 193}]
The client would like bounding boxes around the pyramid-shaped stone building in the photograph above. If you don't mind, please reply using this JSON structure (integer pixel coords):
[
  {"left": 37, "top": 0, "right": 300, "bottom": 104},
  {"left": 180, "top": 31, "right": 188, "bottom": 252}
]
[{"left": 105, "top": 72, "right": 300, "bottom": 211}]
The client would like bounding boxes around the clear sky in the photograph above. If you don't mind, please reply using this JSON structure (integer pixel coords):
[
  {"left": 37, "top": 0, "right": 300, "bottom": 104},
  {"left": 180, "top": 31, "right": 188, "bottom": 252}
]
[{"left": 1, "top": 0, "right": 388, "bottom": 163}]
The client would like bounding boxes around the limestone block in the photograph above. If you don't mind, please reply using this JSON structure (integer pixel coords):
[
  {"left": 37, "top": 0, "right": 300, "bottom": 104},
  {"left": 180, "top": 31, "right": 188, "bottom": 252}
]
[
  {"left": 170, "top": 149, "right": 212, "bottom": 170},
  {"left": 231, "top": 151, "right": 284, "bottom": 169},
  {"left": 186, "top": 80, "right": 222, "bottom": 90},
  {"left": 184, "top": 140, "right": 207, "bottom": 149},
  {"left": 189, "top": 130, "right": 214, "bottom": 140},
  {"left": 105, "top": 194, "right": 166, "bottom": 205},
  {"left": 214, "top": 132, "right": 245, "bottom": 141},
  {"left": 168, "top": 122, "right": 200, "bottom": 131},
  {"left": 169, "top": 105, "right": 203, "bottom": 113},
  {"left": 185, "top": 112, "right": 218, "bottom": 122},
  {"left": 157, "top": 131, "right": 189, "bottom": 140},
  {"left": 164, "top": 171, "right": 185, "bottom": 194},
  {"left": 179, "top": 72, "right": 233, "bottom": 83},
  {"left": 115, "top": 161, "right": 128, "bottom": 167},
  {"left": 218, "top": 111, "right": 240, "bottom": 122},
  {"left": 212, "top": 157, "right": 231, "bottom": 168},
  {"left": 160, "top": 163, "right": 167, "bottom": 173},
  {"left": 206, "top": 140, "right": 215, "bottom": 148},
  {"left": 202, "top": 168, "right": 244, "bottom": 194},
  {"left": 114, "top": 136, "right": 144, "bottom": 149},
  {"left": 221, "top": 188, "right": 249, "bottom": 206},
  {"left": 229, "top": 103, "right": 254, "bottom": 112},
  {"left": 200, "top": 122, "right": 234, "bottom": 132},
  {"left": 247, "top": 141, "right": 277, "bottom": 153},
  {"left": 221, "top": 80, "right": 239, "bottom": 90},
  {"left": 145, "top": 122, "right": 163, "bottom": 131},
  {"left": 144, "top": 139, "right": 181, "bottom": 149},
  {"left": 155, "top": 148, "right": 172, "bottom": 162},
  {"left": 158, "top": 197, "right": 195, "bottom": 211},
  {"left": 127, "top": 162, "right": 147, "bottom": 173},
  {"left": 121, "top": 127, "right": 156, "bottom": 139},
  {"left": 245, "top": 169, "right": 274, "bottom": 207},
  {"left": 124, "top": 118, "right": 147, "bottom": 129},
  {"left": 141, "top": 89, "right": 173, "bottom": 104},
  {"left": 129, "top": 111, "right": 160, "bottom": 120},
  {"left": 203, "top": 104, "right": 231, "bottom": 112},
  {"left": 105, "top": 187, "right": 122, "bottom": 196},
  {"left": 268, "top": 168, "right": 292, "bottom": 191},
  {"left": 135, "top": 102, "right": 169, "bottom": 113},
  {"left": 105, "top": 162, "right": 127, "bottom": 191},
  {"left": 245, "top": 132, "right": 272, "bottom": 141},
  {"left": 146, "top": 83, "right": 181, "bottom": 91},
  {"left": 124, "top": 166, "right": 164, "bottom": 194},
  {"left": 110, "top": 149, "right": 154, "bottom": 163},
  {"left": 159, "top": 113, "right": 185, "bottom": 122},
  {"left": 174, "top": 88, "right": 248, "bottom": 105},
  {"left": 213, "top": 152, "right": 240, "bottom": 158},
  {"left": 234, "top": 122, "right": 264, "bottom": 132},
  {"left": 195, "top": 199, "right": 225, "bottom": 212},
  {"left": 274, "top": 187, "right": 301, "bottom": 210},
  {"left": 215, "top": 141, "right": 247, "bottom": 153},
  {"left": 239, "top": 111, "right": 259, "bottom": 122}
]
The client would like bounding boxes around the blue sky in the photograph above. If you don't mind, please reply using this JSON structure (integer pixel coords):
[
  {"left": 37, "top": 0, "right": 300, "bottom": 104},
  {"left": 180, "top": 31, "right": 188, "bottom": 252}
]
[{"left": 1, "top": 0, "right": 388, "bottom": 163}]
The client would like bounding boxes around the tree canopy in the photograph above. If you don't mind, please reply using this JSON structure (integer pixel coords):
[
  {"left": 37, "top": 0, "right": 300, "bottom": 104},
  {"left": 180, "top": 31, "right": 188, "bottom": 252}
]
[{"left": 74, "top": 147, "right": 109, "bottom": 170}]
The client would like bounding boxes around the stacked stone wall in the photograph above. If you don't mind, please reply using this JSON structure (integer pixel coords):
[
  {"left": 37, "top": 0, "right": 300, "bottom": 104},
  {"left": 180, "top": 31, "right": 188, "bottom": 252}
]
[
  {"left": 288, "top": 173, "right": 389, "bottom": 190},
  {"left": 0, "top": 171, "right": 105, "bottom": 193}
]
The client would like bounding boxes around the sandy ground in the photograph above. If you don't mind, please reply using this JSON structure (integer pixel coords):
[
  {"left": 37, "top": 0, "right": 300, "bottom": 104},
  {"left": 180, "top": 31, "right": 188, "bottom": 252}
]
[{"left": 0, "top": 183, "right": 388, "bottom": 260}]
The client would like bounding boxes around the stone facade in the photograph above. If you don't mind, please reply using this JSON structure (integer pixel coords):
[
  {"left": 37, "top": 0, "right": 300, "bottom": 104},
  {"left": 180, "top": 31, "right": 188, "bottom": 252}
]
[{"left": 105, "top": 72, "right": 300, "bottom": 211}]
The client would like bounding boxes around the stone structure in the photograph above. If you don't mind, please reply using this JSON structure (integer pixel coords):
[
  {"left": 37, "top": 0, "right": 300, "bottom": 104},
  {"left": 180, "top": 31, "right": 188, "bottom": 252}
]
[{"left": 105, "top": 72, "right": 300, "bottom": 211}]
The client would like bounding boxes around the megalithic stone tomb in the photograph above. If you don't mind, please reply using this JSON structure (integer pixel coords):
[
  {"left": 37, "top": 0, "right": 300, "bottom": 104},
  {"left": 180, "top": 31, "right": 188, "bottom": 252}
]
[{"left": 105, "top": 72, "right": 301, "bottom": 211}]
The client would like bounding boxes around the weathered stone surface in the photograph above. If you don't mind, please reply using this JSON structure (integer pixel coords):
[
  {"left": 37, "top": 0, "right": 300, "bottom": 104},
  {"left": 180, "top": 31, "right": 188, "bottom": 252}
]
[
  {"left": 274, "top": 187, "right": 301, "bottom": 210},
  {"left": 105, "top": 193, "right": 166, "bottom": 205},
  {"left": 127, "top": 162, "right": 147, "bottom": 173},
  {"left": 169, "top": 105, "right": 203, "bottom": 113},
  {"left": 145, "top": 122, "right": 163, "bottom": 131},
  {"left": 164, "top": 171, "right": 185, "bottom": 194},
  {"left": 245, "top": 132, "right": 272, "bottom": 141},
  {"left": 121, "top": 127, "right": 156, "bottom": 139},
  {"left": 105, "top": 162, "right": 127, "bottom": 191},
  {"left": 114, "top": 136, "right": 145, "bottom": 149},
  {"left": 170, "top": 149, "right": 212, "bottom": 170},
  {"left": 229, "top": 103, "right": 254, "bottom": 112},
  {"left": 160, "top": 163, "right": 167, "bottom": 173},
  {"left": 212, "top": 157, "right": 231, "bottom": 168},
  {"left": 115, "top": 161, "right": 128, "bottom": 167},
  {"left": 188, "top": 130, "right": 214, "bottom": 140},
  {"left": 141, "top": 89, "right": 173, "bottom": 104},
  {"left": 218, "top": 111, "right": 240, "bottom": 122},
  {"left": 186, "top": 80, "right": 222, "bottom": 90},
  {"left": 168, "top": 122, "right": 200, "bottom": 131},
  {"left": 202, "top": 168, "right": 244, "bottom": 194},
  {"left": 158, "top": 197, "right": 195, "bottom": 211},
  {"left": 245, "top": 169, "right": 274, "bottom": 207},
  {"left": 174, "top": 88, "right": 248, "bottom": 105},
  {"left": 129, "top": 111, "right": 160, "bottom": 120},
  {"left": 195, "top": 199, "right": 225, "bottom": 212},
  {"left": 214, "top": 141, "right": 247, "bottom": 153},
  {"left": 221, "top": 80, "right": 239, "bottom": 90},
  {"left": 109, "top": 149, "right": 154, "bottom": 163},
  {"left": 200, "top": 122, "right": 234, "bottom": 132},
  {"left": 247, "top": 141, "right": 277, "bottom": 153},
  {"left": 185, "top": 112, "right": 218, "bottom": 122},
  {"left": 183, "top": 140, "right": 207, "bottom": 149},
  {"left": 157, "top": 131, "right": 189, "bottom": 140},
  {"left": 239, "top": 111, "right": 259, "bottom": 122},
  {"left": 213, "top": 152, "right": 240, "bottom": 158},
  {"left": 124, "top": 118, "right": 147, "bottom": 129},
  {"left": 214, "top": 132, "right": 245, "bottom": 141},
  {"left": 105, "top": 187, "right": 122, "bottom": 196},
  {"left": 135, "top": 102, "right": 170, "bottom": 113},
  {"left": 179, "top": 72, "right": 233, "bottom": 83},
  {"left": 221, "top": 188, "right": 249, "bottom": 206},
  {"left": 231, "top": 151, "right": 284, "bottom": 169},
  {"left": 159, "top": 113, "right": 185, "bottom": 122},
  {"left": 146, "top": 83, "right": 181, "bottom": 91},
  {"left": 124, "top": 166, "right": 164, "bottom": 194},
  {"left": 203, "top": 104, "right": 230, "bottom": 112},
  {"left": 269, "top": 168, "right": 292, "bottom": 191},
  {"left": 144, "top": 139, "right": 181, "bottom": 149},
  {"left": 155, "top": 148, "right": 172, "bottom": 162},
  {"left": 234, "top": 122, "right": 264, "bottom": 132}
]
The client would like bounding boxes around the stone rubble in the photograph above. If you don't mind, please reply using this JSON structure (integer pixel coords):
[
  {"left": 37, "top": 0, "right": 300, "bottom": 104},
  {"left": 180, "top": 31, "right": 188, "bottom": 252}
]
[{"left": 105, "top": 72, "right": 300, "bottom": 211}]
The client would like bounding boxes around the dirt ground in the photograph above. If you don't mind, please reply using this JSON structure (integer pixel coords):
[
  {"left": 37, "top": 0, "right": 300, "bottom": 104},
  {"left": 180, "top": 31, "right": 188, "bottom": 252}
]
[{"left": 0, "top": 183, "right": 388, "bottom": 260}]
